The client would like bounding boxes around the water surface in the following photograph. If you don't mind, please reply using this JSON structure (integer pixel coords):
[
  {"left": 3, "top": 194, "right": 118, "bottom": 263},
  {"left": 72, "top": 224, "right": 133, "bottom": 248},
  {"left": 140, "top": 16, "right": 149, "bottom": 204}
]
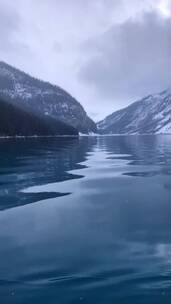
[{"left": 0, "top": 135, "right": 171, "bottom": 303}]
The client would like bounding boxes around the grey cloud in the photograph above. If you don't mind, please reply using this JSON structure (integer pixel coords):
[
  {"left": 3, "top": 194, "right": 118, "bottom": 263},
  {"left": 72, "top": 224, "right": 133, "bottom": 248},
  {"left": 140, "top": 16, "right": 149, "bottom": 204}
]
[
  {"left": 0, "top": 2, "right": 20, "bottom": 50},
  {"left": 53, "top": 42, "right": 62, "bottom": 53},
  {"left": 0, "top": 0, "right": 32, "bottom": 67},
  {"left": 0, "top": 0, "right": 170, "bottom": 120},
  {"left": 79, "top": 12, "right": 171, "bottom": 109}
]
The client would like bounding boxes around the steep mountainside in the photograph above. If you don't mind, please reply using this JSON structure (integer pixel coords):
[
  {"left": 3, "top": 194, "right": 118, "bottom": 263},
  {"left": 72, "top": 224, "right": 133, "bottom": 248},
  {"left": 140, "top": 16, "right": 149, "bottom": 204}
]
[
  {"left": 0, "top": 61, "right": 96, "bottom": 133},
  {"left": 0, "top": 98, "right": 78, "bottom": 136},
  {"left": 98, "top": 90, "right": 171, "bottom": 134}
]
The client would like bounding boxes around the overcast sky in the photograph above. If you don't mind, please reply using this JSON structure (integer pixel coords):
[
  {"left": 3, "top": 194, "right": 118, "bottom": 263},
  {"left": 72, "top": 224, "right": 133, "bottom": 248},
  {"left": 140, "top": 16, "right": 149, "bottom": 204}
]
[{"left": 0, "top": 0, "right": 171, "bottom": 120}]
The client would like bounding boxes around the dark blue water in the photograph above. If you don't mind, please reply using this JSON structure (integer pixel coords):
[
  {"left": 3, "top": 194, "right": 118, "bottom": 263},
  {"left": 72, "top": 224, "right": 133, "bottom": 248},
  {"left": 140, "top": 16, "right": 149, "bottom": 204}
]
[{"left": 0, "top": 135, "right": 171, "bottom": 304}]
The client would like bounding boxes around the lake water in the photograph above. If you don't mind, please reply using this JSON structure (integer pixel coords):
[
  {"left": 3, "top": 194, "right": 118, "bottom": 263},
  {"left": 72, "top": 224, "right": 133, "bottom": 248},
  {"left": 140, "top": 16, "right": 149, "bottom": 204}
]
[{"left": 0, "top": 135, "right": 171, "bottom": 304}]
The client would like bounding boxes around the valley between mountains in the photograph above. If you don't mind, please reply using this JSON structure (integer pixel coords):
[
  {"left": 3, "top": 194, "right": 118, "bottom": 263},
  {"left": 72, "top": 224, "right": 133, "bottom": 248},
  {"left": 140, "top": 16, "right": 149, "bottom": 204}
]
[{"left": 0, "top": 61, "right": 171, "bottom": 136}]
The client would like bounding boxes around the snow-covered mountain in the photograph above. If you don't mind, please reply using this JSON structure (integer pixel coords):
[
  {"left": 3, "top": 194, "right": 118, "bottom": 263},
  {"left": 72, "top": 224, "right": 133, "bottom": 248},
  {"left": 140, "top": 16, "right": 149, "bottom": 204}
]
[
  {"left": 0, "top": 61, "right": 96, "bottom": 133},
  {"left": 98, "top": 90, "right": 171, "bottom": 134}
]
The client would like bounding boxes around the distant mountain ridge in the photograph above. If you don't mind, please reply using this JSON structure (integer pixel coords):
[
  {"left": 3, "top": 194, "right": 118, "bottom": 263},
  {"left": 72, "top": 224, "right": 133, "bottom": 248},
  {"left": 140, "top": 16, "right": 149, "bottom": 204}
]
[
  {"left": 0, "top": 61, "right": 96, "bottom": 134},
  {"left": 97, "top": 90, "right": 171, "bottom": 134},
  {"left": 0, "top": 98, "right": 78, "bottom": 137}
]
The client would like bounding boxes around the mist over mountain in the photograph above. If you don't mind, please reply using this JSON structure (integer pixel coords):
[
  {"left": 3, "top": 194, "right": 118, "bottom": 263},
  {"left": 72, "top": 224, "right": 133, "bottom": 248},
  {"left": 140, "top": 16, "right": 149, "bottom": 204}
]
[
  {"left": 0, "top": 62, "right": 96, "bottom": 134},
  {"left": 98, "top": 90, "right": 171, "bottom": 134}
]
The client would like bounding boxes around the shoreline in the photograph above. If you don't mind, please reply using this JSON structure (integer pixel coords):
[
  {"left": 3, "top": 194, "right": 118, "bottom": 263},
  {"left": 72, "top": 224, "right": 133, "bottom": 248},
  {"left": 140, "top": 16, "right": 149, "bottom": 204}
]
[{"left": 0, "top": 133, "right": 171, "bottom": 139}]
